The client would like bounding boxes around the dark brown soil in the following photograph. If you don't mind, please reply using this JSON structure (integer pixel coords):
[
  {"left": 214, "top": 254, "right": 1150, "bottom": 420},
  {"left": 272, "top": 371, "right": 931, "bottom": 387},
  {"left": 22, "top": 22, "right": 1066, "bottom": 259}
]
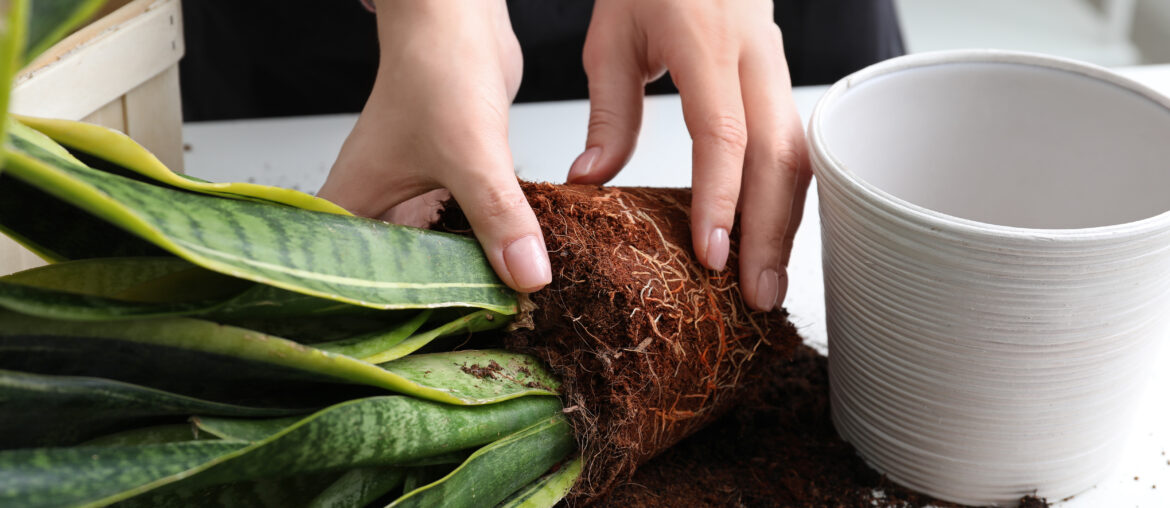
[
  {"left": 460, "top": 360, "right": 503, "bottom": 380},
  {"left": 598, "top": 343, "right": 1050, "bottom": 508},
  {"left": 439, "top": 182, "right": 1049, "bottom": 507},
  {"left": 439, "top": 183, "right": 799, "bottom": 501}
]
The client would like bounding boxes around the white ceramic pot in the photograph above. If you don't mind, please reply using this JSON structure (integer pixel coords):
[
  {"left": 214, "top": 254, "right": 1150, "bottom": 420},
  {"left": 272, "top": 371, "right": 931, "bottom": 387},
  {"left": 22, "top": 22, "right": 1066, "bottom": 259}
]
[{"left": 808, "top": 50, "right": 1170, "bottom": 506}]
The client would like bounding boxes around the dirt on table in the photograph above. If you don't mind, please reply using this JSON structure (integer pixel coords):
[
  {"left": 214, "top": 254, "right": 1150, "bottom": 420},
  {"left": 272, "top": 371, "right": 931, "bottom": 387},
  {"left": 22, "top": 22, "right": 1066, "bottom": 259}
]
[
  {"left": 438, "top": 182, "right": 800, "bottom": 502},
  {"left": 598, "top": 343, "right": 1050, "bottom": 508}
]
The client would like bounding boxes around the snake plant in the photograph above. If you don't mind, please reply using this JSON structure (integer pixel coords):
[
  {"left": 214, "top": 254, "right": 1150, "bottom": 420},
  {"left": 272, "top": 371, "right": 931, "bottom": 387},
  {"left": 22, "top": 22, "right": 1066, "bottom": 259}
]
[{"left": 0, "top": 2, "right": 581, "bottom": 506}]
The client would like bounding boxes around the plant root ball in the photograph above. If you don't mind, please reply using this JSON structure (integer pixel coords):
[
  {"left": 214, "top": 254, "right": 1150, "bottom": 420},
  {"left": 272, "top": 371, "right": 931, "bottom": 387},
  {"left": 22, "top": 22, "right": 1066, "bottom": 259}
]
[{"left": 438, "top": 182, "right": 800, "bottom": 502}]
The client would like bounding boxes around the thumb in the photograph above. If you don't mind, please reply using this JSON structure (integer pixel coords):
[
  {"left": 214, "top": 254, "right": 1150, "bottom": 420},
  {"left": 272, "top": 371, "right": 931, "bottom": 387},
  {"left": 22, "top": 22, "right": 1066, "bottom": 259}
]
[
  {"left": 568, "top": 21, "right": 647, "bottom": 185},
  {"left": 446, "top": 168, "right": 551, "bottom": 294}
]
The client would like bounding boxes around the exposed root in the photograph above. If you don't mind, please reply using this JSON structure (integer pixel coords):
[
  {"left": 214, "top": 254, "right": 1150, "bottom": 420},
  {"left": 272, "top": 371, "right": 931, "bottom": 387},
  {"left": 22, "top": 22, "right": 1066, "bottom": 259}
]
[{"left": 438, "top": 182, "right": 799, "bottom": 503}]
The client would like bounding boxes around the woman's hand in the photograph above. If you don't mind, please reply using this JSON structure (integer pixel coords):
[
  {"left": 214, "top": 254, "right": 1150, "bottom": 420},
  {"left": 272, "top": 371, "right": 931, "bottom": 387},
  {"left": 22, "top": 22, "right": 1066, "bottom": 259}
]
[
  {"left": 569, "top": 0, "right": 812, "bottom": 312},
  {"left": 319, "top": 0, "right": 552, "bottom": 293}
]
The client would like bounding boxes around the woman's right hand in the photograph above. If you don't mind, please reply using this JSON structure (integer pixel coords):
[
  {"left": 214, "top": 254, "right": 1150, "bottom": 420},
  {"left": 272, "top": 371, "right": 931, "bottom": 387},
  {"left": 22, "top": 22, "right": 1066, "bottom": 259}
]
[{"left": 318, "top": 0, "right": 552, "bottom": 293}]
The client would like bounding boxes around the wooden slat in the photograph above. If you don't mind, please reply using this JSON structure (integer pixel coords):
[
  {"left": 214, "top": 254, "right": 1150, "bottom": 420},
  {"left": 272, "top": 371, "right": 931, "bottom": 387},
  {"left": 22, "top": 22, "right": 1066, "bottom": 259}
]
[
  {"left": 124, "top": 65, "right": 184, "bottom": 172},
  {"left": 81, "top": 96, "right": 126, "bottom": 131},
  {"left": 10, "top": 0, "right": 184, "bottom": 121}
]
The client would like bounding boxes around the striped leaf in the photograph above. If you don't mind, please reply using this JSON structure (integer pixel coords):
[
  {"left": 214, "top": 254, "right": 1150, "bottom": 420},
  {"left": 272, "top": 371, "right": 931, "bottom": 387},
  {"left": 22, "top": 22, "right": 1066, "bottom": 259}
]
[
  {"left": 0, "top": 259, "right": 411, "bottom": 333},
  {"left": 0, "top": 441, "right": 249, "bottom": 508},
  {"left": 16, "top": 115, "right": 351, "bottom": 215},
  {"left": 0, "top": 369, "right": 307, "bottom": 449},
  {"left": 0, "top": 310, "right": 552, "bottom": 405},
  {"left": 1, "top": 121, "right": 517, "bottom": 314},
  {"left": 0, "top": 396, "right": 560, "bottom": 507},
  {"left": 0, "top": 279, "right": 230, "bottom": 321},
  {"left": 498, "top": 457, "right": 582, "bottom": 508},
  {"left": 390, "top": 416, "right": 576, "bottom": 508},
  {"left": 0, "top": 257, "right": 243, "bottom": 301}
]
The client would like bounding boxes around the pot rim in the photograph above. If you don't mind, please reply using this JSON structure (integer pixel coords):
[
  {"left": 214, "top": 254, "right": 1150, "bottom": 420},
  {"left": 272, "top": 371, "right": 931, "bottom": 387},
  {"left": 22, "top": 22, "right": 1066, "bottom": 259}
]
[{"left": 807, "top": 49, "right": 1170, "bottom": 242}]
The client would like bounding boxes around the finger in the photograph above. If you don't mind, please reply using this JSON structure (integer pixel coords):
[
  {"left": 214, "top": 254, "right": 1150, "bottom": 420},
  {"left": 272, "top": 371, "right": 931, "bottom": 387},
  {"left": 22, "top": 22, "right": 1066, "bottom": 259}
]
[
  {"left": 670, "top": 48, "right": 747, "bottom": 272},
  {"left": 568, "top": 16, "right": 647, "bottom": 185},
  {"left": 444, "top": 152, "right": 551, "bottom": 294},
  {"left": 380, "top": 189, "right": 452, "bottom": 228},
  {"left": 737, "top": 25, "right": 808, "bottom": 311}
]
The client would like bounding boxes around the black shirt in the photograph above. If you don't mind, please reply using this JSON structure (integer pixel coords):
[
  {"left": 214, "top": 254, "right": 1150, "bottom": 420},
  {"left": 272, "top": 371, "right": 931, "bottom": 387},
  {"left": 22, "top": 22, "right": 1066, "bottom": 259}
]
[{"left": 180, "top": 0, "right": 904, "bottom": 121}]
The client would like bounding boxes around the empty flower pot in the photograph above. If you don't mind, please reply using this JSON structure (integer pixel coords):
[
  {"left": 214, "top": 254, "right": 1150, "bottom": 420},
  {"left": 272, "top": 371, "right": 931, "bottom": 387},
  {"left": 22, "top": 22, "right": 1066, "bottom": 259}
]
[{"left": 808, "top": 50, "right": 1170, "bottom": 505}]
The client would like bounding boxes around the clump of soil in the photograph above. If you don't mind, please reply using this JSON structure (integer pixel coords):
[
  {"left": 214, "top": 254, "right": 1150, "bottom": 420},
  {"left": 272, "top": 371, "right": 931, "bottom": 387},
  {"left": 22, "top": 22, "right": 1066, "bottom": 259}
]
[
  {"left": 438, "top": 183, "right": 799, "bottom": 501},
  {"left": 600, "top": 343, "right": 1050, "bottom": 508},
  {"left": 460, "top": 360, "right": 504, "bottom": 380}
]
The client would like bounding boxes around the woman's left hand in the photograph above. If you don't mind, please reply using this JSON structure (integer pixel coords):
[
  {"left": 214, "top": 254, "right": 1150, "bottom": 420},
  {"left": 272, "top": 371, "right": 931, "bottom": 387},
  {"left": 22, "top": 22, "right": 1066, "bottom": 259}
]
[{"left": 568, "top": 0, "right": 812, "bottom": 312}]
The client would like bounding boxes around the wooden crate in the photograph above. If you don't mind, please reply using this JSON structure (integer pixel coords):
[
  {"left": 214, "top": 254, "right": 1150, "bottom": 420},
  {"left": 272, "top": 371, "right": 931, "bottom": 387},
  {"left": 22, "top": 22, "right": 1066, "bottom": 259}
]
[{"left": 1, "top": 0, "right": 184, "bottom": 275}]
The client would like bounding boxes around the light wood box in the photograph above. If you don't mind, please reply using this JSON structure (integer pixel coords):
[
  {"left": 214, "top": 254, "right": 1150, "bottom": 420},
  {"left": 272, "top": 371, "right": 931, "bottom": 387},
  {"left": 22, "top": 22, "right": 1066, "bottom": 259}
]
[{"left": 1, "top": 0, "right": 184, "bottom": 275}]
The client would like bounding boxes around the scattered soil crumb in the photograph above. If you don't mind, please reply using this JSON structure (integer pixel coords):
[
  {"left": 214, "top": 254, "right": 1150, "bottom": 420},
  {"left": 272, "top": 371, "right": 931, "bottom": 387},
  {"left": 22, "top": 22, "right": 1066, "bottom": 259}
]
[
  {"left": 525, "top": 381, "right": 552, "bottom": 391},
  {"left": 460, "top": 361, "right": 503, "bottom": 380},
  {"left": 599, "top": 345, "right": 1051, "bottom": 508},
  {"left": 1018, "top": 495, "right": 1050, "bottom": 508}
]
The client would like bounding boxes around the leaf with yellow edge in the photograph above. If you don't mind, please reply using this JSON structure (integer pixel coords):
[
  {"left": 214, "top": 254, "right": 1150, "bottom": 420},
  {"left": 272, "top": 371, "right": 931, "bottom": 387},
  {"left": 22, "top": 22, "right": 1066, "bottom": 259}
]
[{"left": 16, "top": 115, "right": 352, "bottom": 215}]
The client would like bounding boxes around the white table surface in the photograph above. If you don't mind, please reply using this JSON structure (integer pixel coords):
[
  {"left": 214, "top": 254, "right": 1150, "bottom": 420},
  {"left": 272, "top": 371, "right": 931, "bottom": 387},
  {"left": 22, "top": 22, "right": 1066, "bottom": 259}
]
[{"left": 184, "top": 65, "right": 1170, "bottom": 507}]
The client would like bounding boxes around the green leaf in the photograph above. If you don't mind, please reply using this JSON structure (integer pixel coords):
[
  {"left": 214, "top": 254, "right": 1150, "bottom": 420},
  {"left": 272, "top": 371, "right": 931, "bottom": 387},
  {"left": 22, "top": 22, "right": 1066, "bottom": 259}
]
[
  {"left": 0, "top": 258, "right": 412, "bottom": 328},
  {"left": 315, "top": 310, "right": 432, "bottom": 358},
  {"left": 0, "top": 1, "right": 28, "bottom": 172},
  {"left": 397, "top": 451, "right": 472, "bottom": 467},
  {"left": 117, "top": 472, "right": 344, "bottom": 508},
  {"left": 306, "top": 468, "right": 405, "bottom": 508},
  {"left": 0, "top": 257, "right": 243, "bottom": 302},
  {"left": 390, "top": 416, "right": 576, "bottom": 508},
  {"left": 0, "top": 169, "right": 166, "bottom": 260},
  {"left": 204, "top": 283, "right": 392, "bottom": 320},
  {"left": 24, "top": 0, "right": 104, "bottom": 63},
  {"left": 364, "top": 309, "right": 506, "bottom": 364},
  {"left": 82, "top": 425, "right": 209, "bottom": 447},
  {"left": 0, "top": 396, "right": 560, "bottom": 507},
  {"left": 380, "top": 350, "right": 562, "bottom": 405},
  {"left": 189, "top": 396, "right": 562, "bottom": 486},
  {"left": 0, "top": 257, "right": 253, "bottom": 321},
  {"left": 497, "top": 457, "right": 582, "bottom": 508},
  {"left": 17, "top": 115, "right": 352, "bottom": 215},
  {"left": 0, "top": 441, "right": 249, "bottom": 508},
  {"left": 0, "top": 369, "right": 306, "bottom": 448},
  {"left": 0, "top": 122, "right": 517, "bottom": 314},
  {"left": 0, "top": 279, "right": 235, "bottom": 321},
  {"left": 0, "top": 310, "right": 549, "bottom": 405}
]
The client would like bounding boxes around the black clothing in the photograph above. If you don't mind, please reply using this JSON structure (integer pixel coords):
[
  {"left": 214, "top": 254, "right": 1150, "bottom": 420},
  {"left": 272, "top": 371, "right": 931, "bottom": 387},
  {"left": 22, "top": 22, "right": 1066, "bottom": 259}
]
[{"left": 179, "top": 0, "right": 904, "bottom": 121}]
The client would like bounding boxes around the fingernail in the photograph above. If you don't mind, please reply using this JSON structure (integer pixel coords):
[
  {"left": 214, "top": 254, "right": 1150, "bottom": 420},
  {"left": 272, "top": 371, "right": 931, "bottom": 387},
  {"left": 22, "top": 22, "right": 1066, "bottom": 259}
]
[
  {"left": 755, "top": 268, "right": 780, "bottom": 311},
  {"left": 503, "top": 235, "right": 552, "bottom": 291},
  {"left": 706, "top": 227, "right": 729, "bottom": 271},
  {"left": 567, "top": 146, "right": 602, "bottom": 182}
]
